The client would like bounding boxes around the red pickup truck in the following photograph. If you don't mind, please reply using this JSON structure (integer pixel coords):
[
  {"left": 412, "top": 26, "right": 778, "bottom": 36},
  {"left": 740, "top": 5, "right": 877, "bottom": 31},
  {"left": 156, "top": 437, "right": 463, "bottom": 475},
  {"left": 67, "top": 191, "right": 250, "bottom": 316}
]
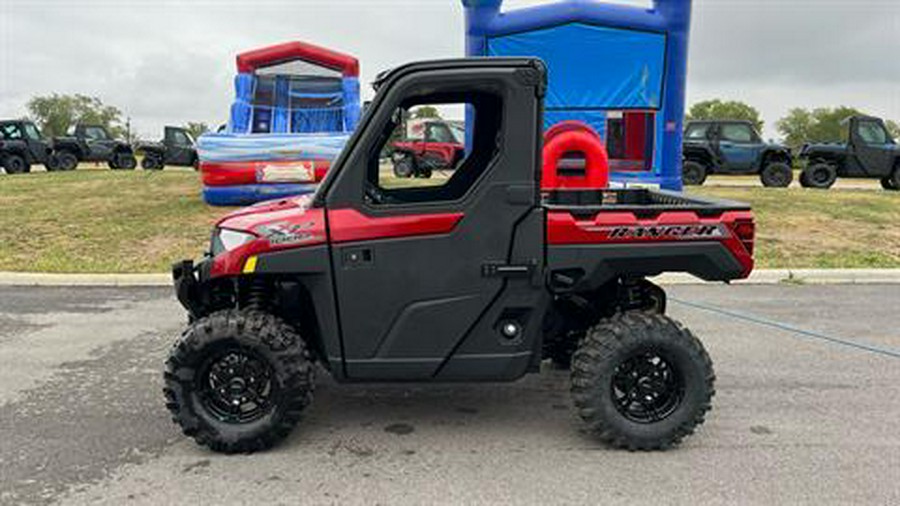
[
  {"left": 390, "top": 118, "right": 466, "bottom": 178},
  {"left": 167, "top": 58, "right": 754, "bottom": 454}
]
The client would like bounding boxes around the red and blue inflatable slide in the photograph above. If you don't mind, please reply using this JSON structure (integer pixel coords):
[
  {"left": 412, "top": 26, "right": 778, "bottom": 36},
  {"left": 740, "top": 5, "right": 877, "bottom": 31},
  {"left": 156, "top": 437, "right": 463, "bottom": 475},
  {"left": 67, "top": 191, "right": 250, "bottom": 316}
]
[
  {"left": 199, "top": 41, "right": 360, "bottom": 206},
  {"left": 463, "top": 0, "right": 692, "bottom": 190}
]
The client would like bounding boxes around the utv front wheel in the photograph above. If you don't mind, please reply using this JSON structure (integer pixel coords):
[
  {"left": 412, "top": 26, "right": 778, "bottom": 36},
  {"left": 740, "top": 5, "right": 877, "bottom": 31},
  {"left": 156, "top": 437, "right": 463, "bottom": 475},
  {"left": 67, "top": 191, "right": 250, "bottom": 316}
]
[
  {"left": 682, "top": 161, "right": 707, "bottom": 186},
  {"left": 801, "top": 163, "right": 836, "bottom": 189},
  {"left": 760, "top": 162, "right": 793, "bottom": 188},
  {"left": 164, "top": 310, "right": 314, "bottom": 454},
  {"left": 3, "top": 154, "right": 29, "bottom": 174},
  {"left": 57, "top": 151, "right": 78, "bottom": 171},
  {"left": 570, "top": 312, "right": 714, "bottom": 451}
]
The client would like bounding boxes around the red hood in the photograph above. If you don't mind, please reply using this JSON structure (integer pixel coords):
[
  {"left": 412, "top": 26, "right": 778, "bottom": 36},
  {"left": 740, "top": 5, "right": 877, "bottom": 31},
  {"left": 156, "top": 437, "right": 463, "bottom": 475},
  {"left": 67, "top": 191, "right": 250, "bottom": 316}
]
[{"left": 217, "top": 194, "right": 317, "bottom": 233}]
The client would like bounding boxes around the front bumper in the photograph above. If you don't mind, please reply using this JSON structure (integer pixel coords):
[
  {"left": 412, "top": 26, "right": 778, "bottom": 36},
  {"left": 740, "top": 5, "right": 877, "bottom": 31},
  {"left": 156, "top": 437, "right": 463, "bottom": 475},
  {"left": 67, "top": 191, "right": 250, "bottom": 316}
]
[{"left": 172, "top": 259, "right": 211, "bottom": 315}]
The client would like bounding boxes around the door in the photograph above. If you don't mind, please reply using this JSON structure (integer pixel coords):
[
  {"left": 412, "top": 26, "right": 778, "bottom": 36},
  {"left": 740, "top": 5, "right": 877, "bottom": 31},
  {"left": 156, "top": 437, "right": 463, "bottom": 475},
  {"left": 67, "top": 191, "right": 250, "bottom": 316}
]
[
  {"left": 163, "top": 127, "right": 196, "bottom": 166},
  {"left": 82, "top": 126, "right": 114, "bottom": 161},
  {"left": 22, "top": 123, "right": 50, "bottom": 164},
  {"left": 850, "top": 118, "right": 894, "bottom": 177},
  {"left": 716, "top": 123, "right": 760, "bottom": 172},
  {"left": 324, "top": 63, "right": 546, "bottom": 381}
]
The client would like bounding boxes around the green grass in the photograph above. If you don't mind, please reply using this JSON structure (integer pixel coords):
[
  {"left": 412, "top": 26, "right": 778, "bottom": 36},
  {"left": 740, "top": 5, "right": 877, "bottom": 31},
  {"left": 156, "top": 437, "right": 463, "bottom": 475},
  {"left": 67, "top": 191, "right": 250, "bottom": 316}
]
[
  {"left": 0, "top": 170, "right": 898, "bottom": 273},
  {"left": 0, "top": 170, "right": 228, "bottom": 273},
  {"left": 693, "top": 186, "right": 900, "bottom": 269}
]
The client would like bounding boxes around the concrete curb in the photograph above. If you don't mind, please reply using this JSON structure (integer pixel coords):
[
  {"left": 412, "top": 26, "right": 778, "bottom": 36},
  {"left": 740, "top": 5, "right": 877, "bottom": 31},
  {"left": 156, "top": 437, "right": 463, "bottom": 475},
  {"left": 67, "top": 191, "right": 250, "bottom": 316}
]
[
  {"left": 1, "top": 269, "right": 899, "bottom": 287},
  {"left": 653, "top": 269, "right": 900, "bottom": 285}
]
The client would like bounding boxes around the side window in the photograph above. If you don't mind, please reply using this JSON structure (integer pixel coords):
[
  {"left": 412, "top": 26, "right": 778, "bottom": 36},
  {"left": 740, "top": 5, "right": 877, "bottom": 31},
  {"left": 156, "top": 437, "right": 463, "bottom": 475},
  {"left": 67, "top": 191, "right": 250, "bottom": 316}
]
[
  {"left": 720, "top": 124, "right": 754, "bottom": 143},
  {"left": 167, "top": 129, "right": 191, "bottom": 146},
  {"left": 857, "top": 121, "right": 887, "bottom": 145},
  {"left": 368, "top": 95, "right": 501, "bottom": 205},
  {"left": 85, "top": 127, "right": 108, "bottom": 140},
  {"left": 684, "top": 123, "right": 710, "bottom": 140},
  {"left": 1, "top": 124, "right": 23, "bottom": 140},
  {"left": 24, "top": 123, "right": 42, "bottom": 141}
]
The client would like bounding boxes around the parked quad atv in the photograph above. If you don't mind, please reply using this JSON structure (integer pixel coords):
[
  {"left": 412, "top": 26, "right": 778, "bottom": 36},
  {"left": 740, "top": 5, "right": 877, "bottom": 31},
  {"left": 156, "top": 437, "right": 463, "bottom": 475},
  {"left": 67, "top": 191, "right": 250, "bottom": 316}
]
[
  {"left": 0, "top": 120, "right": 61, "bottom": 174},
  {"left": 682, "top": 120, "right": 793, "bottom": 187},
  {"left": 798, "top": 116, "right": 900, "bottom": 190},
  {"left": 166, "top": 59, "right": 756, "bottom": 454},
  {"left": 135, "top": 126, "right": 198, "bottom": 170},
  {"left": 391, "top": 118, "right": 466, "bottom": 179},
  {"left": 51, "top": 124, "right": 137, "bottom": 171}
]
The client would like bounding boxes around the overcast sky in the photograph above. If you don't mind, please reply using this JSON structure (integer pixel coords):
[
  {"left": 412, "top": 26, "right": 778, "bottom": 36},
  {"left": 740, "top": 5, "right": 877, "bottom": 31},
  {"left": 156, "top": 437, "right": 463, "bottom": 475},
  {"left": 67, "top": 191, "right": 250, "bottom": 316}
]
[{"left": 1, "top": 0, "right": 898, "bottom": 139}]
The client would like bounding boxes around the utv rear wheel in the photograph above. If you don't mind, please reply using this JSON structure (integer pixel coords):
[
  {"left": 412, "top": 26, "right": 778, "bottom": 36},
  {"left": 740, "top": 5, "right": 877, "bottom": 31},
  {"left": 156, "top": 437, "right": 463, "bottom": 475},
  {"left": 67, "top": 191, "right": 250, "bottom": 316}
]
[
  {"left": 881, "top": 178, "right": 897, "bottom": 191},
  {"left": 164, "top": 310, "right": 314, "bottom": 454},
  {"left": 760, "top": 162, "right": 793, "bottom": 188},
  {"left": 393, "top": 156, "right": 415, "bottom": 178},
  {"left": 887, "top": 167, "right": 900, "bottom": 191},
  {"left": 44, "top": 154, "right": 61, "bottom": 172},
  {"left": 3, "top": 154, "right": 29, "bottom": 174},
  {"left": 57, "top": 151, "right": 78, "bottom": 171},
  {"left": 570, "top": 312, "right": 714, "bottom": 451},
  {"left": 141, "top": 156, "right": 163, "bottom": 170},
  {"left": 801, "top": 163, "right": 836, "bottom": 189},
  {"left": 682, "top": 161, "right": 707, "bottom": 186},
  {"left": 118, "top": 154, "right": 137, "bottom": 170}
]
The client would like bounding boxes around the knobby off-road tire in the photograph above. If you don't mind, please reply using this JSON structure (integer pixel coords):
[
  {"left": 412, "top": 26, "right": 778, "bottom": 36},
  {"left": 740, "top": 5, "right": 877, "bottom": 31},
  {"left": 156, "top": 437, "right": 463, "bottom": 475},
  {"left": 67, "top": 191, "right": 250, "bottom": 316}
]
[
  {"left": 164, "top": 310, "right": 314, "bottom": 454},
  {"left": 760, "top": 162, "right": 793, "bottom": 188},
  {"left": 884, "top": 167, "right": 900, "bottom": 191},
  {"left": 800, "top": 163, "right": 837, "bottom": 189},
  {"left": 682, "top": 160, "right": 707, "bottom": 186},
  {"left": 570, "top": 312, "right": 714, "bottom": 451},
  {"left": 57, "top": 151, "right": 79, "bottom": 171},
  {"left": 393, "top": 156, "right": 415, "bottom": 178},
  {"left": 3, "top": 154, "right": 29, "bottom": 174},
  {"left": 141, "top": 156, "right": 163, "bottom": 170}
]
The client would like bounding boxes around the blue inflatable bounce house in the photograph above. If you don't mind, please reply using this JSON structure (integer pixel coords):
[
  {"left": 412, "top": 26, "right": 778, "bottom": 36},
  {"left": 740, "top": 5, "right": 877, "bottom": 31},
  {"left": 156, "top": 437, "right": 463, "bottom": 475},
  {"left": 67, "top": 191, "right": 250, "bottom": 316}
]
[
  {"left": 199, "top": 41, "right": 361, "bottom": 206},
  {"left": 463, "top": 0, "right": 692, "bottom": 190}
]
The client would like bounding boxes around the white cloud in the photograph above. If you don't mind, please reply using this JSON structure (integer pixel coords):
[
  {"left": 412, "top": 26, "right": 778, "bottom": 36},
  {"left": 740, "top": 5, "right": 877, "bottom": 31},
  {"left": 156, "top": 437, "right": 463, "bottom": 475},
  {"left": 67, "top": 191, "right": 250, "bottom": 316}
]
[{"left": 1, "top": 0, "right": 898, "bottom": 139}]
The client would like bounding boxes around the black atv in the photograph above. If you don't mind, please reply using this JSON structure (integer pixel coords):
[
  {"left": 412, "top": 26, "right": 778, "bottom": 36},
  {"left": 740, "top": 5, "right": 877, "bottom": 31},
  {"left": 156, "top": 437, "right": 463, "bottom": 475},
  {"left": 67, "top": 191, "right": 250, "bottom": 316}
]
[
  {"left": 52, "top": 124, "right": 137, "bottom": 171},
  {"left": 0, "top": 120, "right": 61, "bottom": 174},
  {"left": 798, "top": 115, "right": 900, "bottom": 190},
  {"left": 134, "top": 126, "right": 198, "bottom": 170},
  {"left": 682, "top": 120, "right": 793, "bottom": 187}
]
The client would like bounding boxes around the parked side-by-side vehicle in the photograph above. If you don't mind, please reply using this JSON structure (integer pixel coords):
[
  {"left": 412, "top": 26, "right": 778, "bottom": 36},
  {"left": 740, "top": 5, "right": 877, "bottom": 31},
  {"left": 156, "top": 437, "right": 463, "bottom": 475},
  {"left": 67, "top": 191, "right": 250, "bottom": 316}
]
[
  {"left": 682, "top": 120, "right": 794, "bottom": 187},
  {"left": 134, "top": 126, "right": 199, "bottom": 170},
  {"left": 798, "top": 115, "right": 900, "bottom": 190},
  {"left": 166, "top": 58, "right": 755, "bottom": 454},
  {"left": 0, "top": 120, "right": 60, "bottom": 174},
  {"left": 52, "top": 124, "right": 137, "bottom": 171}
]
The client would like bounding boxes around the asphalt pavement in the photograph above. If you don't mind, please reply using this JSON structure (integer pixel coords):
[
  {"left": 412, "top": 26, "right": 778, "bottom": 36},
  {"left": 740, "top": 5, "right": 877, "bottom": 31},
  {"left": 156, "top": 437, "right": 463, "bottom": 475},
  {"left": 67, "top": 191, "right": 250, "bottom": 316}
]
[{"left": 1, "top": 284, "right": 898, "bottom": 505}]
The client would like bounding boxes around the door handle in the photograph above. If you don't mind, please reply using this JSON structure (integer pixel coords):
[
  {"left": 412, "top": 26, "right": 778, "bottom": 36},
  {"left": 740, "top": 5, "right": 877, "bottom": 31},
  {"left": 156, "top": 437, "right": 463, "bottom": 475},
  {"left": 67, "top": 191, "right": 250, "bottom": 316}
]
[{"left": 482, "top": 262, "right": 534, "bottom": 278}]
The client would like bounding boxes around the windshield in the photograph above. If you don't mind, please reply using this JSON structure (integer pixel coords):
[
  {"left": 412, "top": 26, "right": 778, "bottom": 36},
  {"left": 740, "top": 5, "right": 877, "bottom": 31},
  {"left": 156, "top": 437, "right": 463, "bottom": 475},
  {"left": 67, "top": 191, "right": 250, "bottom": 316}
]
[{"left": 449, "top": 123, "right": 466, "bottom": 144}]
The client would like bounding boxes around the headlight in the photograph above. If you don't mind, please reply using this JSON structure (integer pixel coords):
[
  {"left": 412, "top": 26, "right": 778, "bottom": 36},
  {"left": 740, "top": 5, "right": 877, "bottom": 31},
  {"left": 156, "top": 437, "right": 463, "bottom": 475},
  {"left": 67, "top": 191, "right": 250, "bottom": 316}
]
[{"left": 212, "top": 228, "right": 256, "bottom": 255}]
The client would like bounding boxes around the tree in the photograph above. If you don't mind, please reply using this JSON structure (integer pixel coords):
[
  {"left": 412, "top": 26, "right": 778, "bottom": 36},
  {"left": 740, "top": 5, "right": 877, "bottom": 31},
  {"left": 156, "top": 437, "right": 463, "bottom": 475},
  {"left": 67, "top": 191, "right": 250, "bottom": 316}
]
[
  {"left": 184, "top": 122, "right": 210, "bottom": 139},
  {"left": 776, "top": 106, "right": 865, "bottom": 149},
  {"left": 412, "top": 106, "right": 441, "bottom": 120},
  {"left": 886, "top": 120, "right": 900, "bottom": 141},
  {"left": 26, "top": 94, "right": 125, "bottom": 138},
  {"left": 686, "top": 99, "right": 763, "bottom": 133}
]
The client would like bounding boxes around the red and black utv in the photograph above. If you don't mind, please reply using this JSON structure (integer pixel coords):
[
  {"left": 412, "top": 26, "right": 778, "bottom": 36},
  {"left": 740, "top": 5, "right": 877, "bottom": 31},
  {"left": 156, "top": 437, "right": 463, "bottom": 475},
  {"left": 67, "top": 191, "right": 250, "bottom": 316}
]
[{"left": 167, "top": 59, "right": 755, "bottom": 454}]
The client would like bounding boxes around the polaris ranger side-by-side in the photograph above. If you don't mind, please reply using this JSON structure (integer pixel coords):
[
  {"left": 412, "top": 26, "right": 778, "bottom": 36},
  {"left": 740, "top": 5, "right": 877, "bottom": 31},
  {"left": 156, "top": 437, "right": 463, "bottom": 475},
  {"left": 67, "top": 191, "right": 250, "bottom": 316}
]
[
  {"left": 166, "top": 59, "right": 755, "bottom": 453},
  {"left": 798, "top": 115, "right": 900, "bottom": 190},
  {"left": 0, "top": 120, "right": 60, "bottom": 174},
  {"left": 682, "top": 120, "right": 793, "bottom": 187},
  {"left": 134, "top": 126, "right": 199, "bottom": 170},
  {"left": 52, "top": 124, "right": 137, "bottom": 171}
]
